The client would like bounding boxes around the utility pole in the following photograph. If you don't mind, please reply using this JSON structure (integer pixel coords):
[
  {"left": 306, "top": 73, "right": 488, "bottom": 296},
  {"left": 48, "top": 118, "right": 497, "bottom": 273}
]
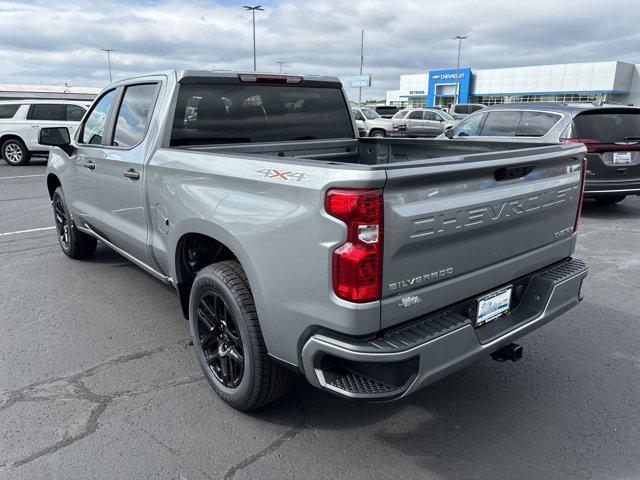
[
  {"left": 101, "top": 48, "right": 115, "bottom": 83},
  {"left": 277, "top": 61, "right": 287, "bottom": 73},
  {"left": 243, "top": 5, "right": 264, "bottom": 71},
  {"left": 453, "top": 35, "right": 468, "bottom": 71},
  {"left": 359, "top": 29, "right": 364, "bottom": 106}
]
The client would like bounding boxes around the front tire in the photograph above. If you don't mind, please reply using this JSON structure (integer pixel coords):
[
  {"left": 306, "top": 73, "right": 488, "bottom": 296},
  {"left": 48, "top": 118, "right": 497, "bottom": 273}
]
[
  {"left": 595, "top": 195, "right": 626, "bottom": 204},
  {"left": 370, "top": 130, "right": 386, "bottom": 138},
  {"left": 189, "top": 260, "right": 293, "bottom": 410},
  {"left": 52, "top": 187, "right": 97, "bottom": 259},
  {"left": 2, "top": 138, "right": 31, "bottom": 166}
]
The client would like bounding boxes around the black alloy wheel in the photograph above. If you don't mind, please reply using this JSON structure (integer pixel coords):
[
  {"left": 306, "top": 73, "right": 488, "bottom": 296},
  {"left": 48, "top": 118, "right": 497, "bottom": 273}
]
[{"left": 195, "top": 292, "right": 245, "bottom": 388}]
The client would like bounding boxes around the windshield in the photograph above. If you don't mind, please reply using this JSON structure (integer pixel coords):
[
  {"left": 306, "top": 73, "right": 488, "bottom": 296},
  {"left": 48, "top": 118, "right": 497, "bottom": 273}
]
[
  {"left": 171, "top": 83, "right": 354, "bottom": 146},
  {"left": 438, "top": 110, "right": 455, "bottom": 121},
  {"left": 393, "top": 110, "right": 408, "bottom": 119},
  {"left": 568, "top": 109, "right": 640, "bottom": 143},
  {"left": 361, "top": 108, "right": 381, "bottom": 120}
]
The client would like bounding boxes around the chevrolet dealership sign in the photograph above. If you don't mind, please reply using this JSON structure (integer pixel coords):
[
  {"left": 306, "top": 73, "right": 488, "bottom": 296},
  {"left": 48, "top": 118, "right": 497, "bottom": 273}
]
[{"left": 432, "top": 72, "right": 466, "bottom": 80}]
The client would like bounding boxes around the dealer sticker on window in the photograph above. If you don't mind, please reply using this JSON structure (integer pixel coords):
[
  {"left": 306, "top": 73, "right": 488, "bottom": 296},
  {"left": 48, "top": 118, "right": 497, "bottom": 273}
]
[{"left": 476, "top": 286, "right": 512, "bottom": 327}]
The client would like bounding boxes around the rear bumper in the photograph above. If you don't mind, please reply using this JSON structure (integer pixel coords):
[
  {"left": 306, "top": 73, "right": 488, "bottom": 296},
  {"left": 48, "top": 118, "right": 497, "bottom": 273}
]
[
  {"left": 301, "top": 258, "right": 587, "bottom": 400},
  {"left": 584, "top": 180, "right": 640, "bottom": 196}
]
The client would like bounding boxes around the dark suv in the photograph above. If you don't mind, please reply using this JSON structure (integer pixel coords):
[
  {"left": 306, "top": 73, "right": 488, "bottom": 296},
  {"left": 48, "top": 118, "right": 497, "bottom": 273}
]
[{"left": 439, "top": 102, "right": 640, "bottom": 204}]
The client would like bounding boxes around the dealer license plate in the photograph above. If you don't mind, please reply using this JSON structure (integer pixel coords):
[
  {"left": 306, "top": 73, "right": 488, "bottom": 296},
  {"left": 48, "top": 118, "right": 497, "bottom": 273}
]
[
  {"left": 613, "top": 152, "right": 632, "bottom": 165},
  {"left": 476, "top": 286, "right": 512, "bottom": 327}
]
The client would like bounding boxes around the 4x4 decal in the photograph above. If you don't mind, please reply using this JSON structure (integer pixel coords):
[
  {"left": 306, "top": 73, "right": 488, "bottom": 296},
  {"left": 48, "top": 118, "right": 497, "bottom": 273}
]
[{"left": 255, "top": 168, "right": 308, "bottom": 182}]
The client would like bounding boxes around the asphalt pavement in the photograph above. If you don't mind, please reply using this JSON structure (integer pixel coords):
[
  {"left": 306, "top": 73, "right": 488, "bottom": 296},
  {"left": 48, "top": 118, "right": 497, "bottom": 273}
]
[{"left": 1, "top": 158, "right": 640, "bottom": 480}]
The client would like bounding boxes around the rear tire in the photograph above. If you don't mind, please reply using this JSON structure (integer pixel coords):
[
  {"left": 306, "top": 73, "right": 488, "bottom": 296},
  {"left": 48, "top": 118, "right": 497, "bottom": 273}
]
[
  {"left": 2, "top": 138, "right": 31, "bottom": 166},
  {"left": 595, "top": 195, "right": 626, "bottom": 204},
  {"left": 189, "top": 260, "right": 294, "bottom": 410},
  {"left": 52, "top": 187, "right": 97, "bottom": 259}
]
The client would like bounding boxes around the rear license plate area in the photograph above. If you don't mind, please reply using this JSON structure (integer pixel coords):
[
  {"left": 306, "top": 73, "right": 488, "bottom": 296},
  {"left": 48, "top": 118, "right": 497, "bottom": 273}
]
[
  {"left": 613, "top": 152, "right": 632, "bottom": 165},
  {"left": 476, "top": 286, "right": 512, "bottom": 327}
]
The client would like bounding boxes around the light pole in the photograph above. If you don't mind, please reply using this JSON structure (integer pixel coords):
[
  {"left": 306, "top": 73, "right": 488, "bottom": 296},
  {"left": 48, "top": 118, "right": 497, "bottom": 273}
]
[
  {"left": 101, "top": 48, "right": 115, "bottom": 83},
  {"left": 453, "top": 35, "right": 468, "bottom": 71},
  {"left": 277, "top": 61, "right": 287, "bottom": 73},
  {"left": 243, "top": 5, "right": 264, "bottom": 71},
  {"left": 359, "top": 29, "right": 364, "bottom": 106}
]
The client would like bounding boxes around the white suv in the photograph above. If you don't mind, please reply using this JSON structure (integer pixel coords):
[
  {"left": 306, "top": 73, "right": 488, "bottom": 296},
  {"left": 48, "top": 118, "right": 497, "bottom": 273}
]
[{"left": 0, "top": 100, "right": 87, "bottom": 165}]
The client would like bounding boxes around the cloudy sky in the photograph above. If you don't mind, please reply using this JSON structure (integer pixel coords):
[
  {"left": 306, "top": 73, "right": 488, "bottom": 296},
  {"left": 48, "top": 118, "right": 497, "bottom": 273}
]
[{"left": 1, "top": 0, "right": 639, "bottom": 100}]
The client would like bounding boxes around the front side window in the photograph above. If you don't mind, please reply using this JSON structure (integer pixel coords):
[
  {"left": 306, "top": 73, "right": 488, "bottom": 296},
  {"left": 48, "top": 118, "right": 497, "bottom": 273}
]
[
  {"left": 171, "top": 83, "right": 353, "bottom": 146},
  {"left": 407, "top": 110, "right": 423, "bottom": 120},
  {"left": 66, "top": 104, "right": 86, "bottom": 122},
  {"left": 516, "top": 111, "right": 561, "bottom": 137},
  {"left": 0, "top": 104, "right": 20, "bottom": 119},
  {"left": 480, "top": 111, "right": 523, "bottom": 136},
  {"left": 469, "top": 105, "right": 485, "bottom": 113},
  {"left": 28, "top": 104, "right": 65, "bottom": 121},
  {"left": 393, "top": 110, "right": 408, "bottom": 119},
  {"left": 81, "top": 90, "right": 116, "bottom": 145},
  {"left": 424, "top": 111, "right": 440, "bottom": 121},
  {"left": 112, "top": 84, "right": 158, "bottom": 148},
  {"left": 452, "top": 112, "right": 486, "bottom": 137}
]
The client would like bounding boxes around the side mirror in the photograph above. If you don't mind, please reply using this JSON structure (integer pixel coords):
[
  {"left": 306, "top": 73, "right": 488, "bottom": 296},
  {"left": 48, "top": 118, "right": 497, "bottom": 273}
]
[
  {"left": 40, "top": 127, "right": 70, "bottom": 146},
  {"left": 39, "top": 127, "right": 74, "bottom": 155},
  {"left": 445, "top": 127, "right": 454, "bottom": 139}
]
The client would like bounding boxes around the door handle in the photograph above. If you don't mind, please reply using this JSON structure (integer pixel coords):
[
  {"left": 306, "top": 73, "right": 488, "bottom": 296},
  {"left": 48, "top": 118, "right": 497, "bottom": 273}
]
[
  {"left": 84, "top": 160, "right": 95, "bottom": 170},
  {"left": 123, "top": 168, "right": 140, "bottom": 180}
]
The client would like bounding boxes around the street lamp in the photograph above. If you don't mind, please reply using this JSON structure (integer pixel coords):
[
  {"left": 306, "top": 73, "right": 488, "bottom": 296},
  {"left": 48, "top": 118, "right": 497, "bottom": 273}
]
[
  {"left": 453, "top": 35, "right": 468, "bottom": 71},
  {"left": 101, "top": 48, "right": 116, "bottom": 83},
  {"left": 243, "top": 5, "right": 264, "bottom": 71},
  {"left": 277, "top": 61, "right": 287, "bottom": 73}
]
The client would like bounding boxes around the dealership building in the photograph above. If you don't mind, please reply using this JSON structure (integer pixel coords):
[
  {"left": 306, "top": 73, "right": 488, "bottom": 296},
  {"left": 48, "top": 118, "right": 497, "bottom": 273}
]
[{"left": 386, "top": 61, "right": 640, "bottom": 108}]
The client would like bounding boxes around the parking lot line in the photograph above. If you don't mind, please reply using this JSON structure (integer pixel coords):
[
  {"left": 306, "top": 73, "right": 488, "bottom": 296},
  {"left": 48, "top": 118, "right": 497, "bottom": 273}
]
[
  {"left": 0, "top": 174, "right": 46, "bottom": 180},
  {"left": 0, "top": 226, "right": 55, "bottom": 237}
]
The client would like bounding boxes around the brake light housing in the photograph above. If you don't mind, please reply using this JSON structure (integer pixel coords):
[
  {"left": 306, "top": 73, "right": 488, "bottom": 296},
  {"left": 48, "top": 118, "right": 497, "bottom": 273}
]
[
  {"left": 574, "top": 157, "right": 588, "bottom": 233},
  {"left": 325, "top": 189, "right": 383, "bottom": 303},
  {"left": 237, "top": 73, "right": 303, "bottom": 84}
]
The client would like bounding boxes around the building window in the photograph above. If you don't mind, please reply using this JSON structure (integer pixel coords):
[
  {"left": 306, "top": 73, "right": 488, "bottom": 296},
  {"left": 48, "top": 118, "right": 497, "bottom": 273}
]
[{"left": 470, "top": 93, "right": 624, "bottom": 105}]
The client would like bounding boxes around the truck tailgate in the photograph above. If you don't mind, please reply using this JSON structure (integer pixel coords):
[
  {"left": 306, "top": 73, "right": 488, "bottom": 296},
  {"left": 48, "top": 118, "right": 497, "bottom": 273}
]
[{"left": 381, "top": 144, "right": 586, "bottom": 329}]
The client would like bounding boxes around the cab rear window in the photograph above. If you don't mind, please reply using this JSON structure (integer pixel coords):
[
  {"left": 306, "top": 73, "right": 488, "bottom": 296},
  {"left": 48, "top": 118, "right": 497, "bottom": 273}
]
[
  {"left": 171, "top": 83, "right": 353, "bottom": 146},
  {"left": 568, "top": 109, "right": 640, "bottom": 143}
]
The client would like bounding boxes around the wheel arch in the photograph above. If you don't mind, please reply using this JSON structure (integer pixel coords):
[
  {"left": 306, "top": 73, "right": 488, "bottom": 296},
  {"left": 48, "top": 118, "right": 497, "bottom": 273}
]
[
  {"left": 0, "top": 133, "right": 27, "bottom": 150},
  {"left": 172, "top": 223, "right": 260, "bottom": 321},
  {"left": 47, "top": 173, "right": 61, "bottom": 199}
]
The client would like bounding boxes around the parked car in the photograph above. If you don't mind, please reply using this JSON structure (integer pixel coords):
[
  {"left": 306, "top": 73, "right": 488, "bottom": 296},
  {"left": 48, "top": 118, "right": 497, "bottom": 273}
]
[
  {"left": 449, "top": 103, "right": 487, "bottom": 120},
  {"left": 374, "top": 105, "right": 399, "bottom": 118},
  {"left": 439, "top": 102, "right": 640, "bottom": 203},
  {"left": 43, "top": 70, "right": 587, "bottom": 410},
  {"left": 355, "top": 119, "right": 366, "bottom": 137},
  {"left": 392, "top": 108, "right": 456, "bottom": 137},
  {"left": 351, "top": 106, "right": 397, "bottom": 137},
  {"left": 0, "top": 100, "right": 87, "bottom": 165}
]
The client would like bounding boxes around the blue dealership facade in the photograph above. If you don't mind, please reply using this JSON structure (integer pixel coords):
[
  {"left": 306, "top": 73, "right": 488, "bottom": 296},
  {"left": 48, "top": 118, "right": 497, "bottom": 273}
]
[{"left": 386, "top": 61, "right": 640, "bottom": 108}]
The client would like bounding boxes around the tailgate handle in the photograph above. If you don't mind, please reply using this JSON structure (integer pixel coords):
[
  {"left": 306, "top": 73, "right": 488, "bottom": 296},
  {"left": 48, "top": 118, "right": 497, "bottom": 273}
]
[{"left": 494, "top": 164, "right": 536, "bottom": 181}]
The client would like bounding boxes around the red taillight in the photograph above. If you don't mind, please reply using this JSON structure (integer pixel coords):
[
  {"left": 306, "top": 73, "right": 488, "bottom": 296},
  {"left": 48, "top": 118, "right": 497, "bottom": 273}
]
[
  {"left": 325, "top": 189, "right": 383, "bottom": 303},
  {"left": 561, "top": 138, "right": 602, "bottom": 153},
  {"left": 574, "top": 157, "right": 588, "bottom": 233}
]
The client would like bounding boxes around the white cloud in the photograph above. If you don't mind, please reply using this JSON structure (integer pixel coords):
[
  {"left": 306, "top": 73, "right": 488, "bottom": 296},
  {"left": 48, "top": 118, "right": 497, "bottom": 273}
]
[{"left": 1, "top": 0, "right": 639, "bottom": 100}]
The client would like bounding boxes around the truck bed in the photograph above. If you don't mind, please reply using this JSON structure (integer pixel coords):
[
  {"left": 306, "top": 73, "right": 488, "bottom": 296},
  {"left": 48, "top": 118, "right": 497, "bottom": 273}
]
[{"left": 175, "top": 137, "right": 579, "bottom": 168}]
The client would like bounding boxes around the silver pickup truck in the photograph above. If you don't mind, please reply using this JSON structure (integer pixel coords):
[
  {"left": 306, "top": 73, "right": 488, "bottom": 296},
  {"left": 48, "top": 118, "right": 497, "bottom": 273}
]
[{"left": 43, "top": 70, "right": 588, "bottom": 411}]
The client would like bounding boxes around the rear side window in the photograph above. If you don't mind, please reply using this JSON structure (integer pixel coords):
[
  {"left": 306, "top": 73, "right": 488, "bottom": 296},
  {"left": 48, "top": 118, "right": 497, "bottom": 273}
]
[
  {"left": 453, "top": 105, "right": 469, "bottom": 115},
  {"left": 0, "top": 104, "right": 20, "bottom": 119},
  {"left": 171, "top": 83, "right": 353, "bottom": 146},
  {"left": 80, "top": 90, "right": 116, "bottom": 145},
  {"left": 66, "top": 104, "right": 86, "bottom": 122},
  {"left": 469, "top": 105, "right": 484, "bottom": 113},
  {"left": 568, "top": 110, "right": 640, "bottom": 143},
  {"left": 453, "top": 113, "right": 486, "bottom": 136},
  {"left": 112, "top": 84, "right": 158, "bottom": 148},
  {"left": 424, "top": 111, "right": 441, "bottom": 121},
  {"left": 27, "top": 104, "right": 65, "bottom": 121},
  {"left": 480, "top": 111, "right": 523, "bottom": 136},
  {"left": 516, "top": 111, "right": 561, "bottom": 137}
]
